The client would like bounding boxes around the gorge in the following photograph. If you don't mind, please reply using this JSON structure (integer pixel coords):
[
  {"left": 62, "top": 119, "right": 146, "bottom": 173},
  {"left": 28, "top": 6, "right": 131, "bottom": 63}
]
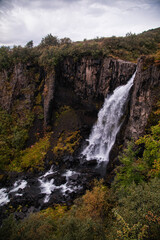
[
  {"left": 0, "top": 54, "right": 160, "bottom": 219},
  {"left": 0, "top": 29, "right": 160, "bottom": 239}
]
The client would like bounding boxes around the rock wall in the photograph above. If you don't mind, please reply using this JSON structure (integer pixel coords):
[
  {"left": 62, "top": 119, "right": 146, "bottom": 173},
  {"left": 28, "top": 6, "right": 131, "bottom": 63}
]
[
  {"left": 124, "top": 56, "right": 160, "bottom": 141},
  {"left": 1, "top": 56, "right": 159, "bottom": 143},
  {"left": 0, "top": 57, "right": 136, "bottom": 130},
  {"left": 58, "top": 57, "right": 136, "bottom": 101},
  {"left": 0, "top": 63, "right": 44, "bottom": 114},
  {"left": 43, "top": 70, "right": 55, "bottom": 126}
]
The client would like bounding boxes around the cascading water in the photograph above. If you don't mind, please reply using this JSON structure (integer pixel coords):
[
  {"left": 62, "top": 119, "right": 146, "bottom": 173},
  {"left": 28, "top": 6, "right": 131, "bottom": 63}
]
[{"left": 82, "top": 71, "right": 136, "bottom": 163}]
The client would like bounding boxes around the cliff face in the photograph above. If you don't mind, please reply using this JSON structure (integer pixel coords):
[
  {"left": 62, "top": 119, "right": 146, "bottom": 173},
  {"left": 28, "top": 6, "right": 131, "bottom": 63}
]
[
  {"left": 58, "top": 57, "right": 136, "bottom": 101},
  {"left": 0, "top": 63, "right": 44, "bottom": 115},
  {"left": 1, "top": 56, "right": 159, "bottom": 166},
  {"left": 124, "top": 57, "right": 160, "bottom": 141}
]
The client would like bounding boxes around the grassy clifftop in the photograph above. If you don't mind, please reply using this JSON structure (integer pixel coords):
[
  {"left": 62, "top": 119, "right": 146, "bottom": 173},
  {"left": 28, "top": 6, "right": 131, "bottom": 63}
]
[{"left": 0, "top": 27, "right": 160, "bottom": 72}]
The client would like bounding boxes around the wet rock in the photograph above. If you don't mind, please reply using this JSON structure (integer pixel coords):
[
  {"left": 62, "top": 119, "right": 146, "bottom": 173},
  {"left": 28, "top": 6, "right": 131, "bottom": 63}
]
[
  {"left": 63, "top": 155, "right": 74, "bottom": 163},
  {"left": 38, "top": 198, "right": 45, "bottom": 207},
  {"left": 27, "top": 178, "right": 39, "bottom": 186},
  {"left": 58, "top": 57, "right": 136, "bottom": 101},
  {"left": 86, "top": 159, "right": 97, "bottom": 166},
  {"left": 69, "top": 173, "right": 79, "bottom": 181},
  {"left": 48, "top": 190, "right": 63, "bottom": 204},
  {"left": 44, "top": 173, "right": 56, "bottom": 181},
  {"left": 54, "top": 176, "right": 66, "bottom": 186}
]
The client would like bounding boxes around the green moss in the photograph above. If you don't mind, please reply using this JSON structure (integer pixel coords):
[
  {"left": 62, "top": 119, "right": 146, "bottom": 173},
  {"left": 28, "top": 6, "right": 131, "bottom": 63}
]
[
  {"left": 53, "top": 130, "right": 81, "bottom": 157},
  {"left": 0, "top": 108, "right": 34, "bottom": 170},
  {"left": 35, "top": 93, "right": 42, "bottom": 105},
  {"left": 9, "top": 134, "right": 51, "bottom": 172},
  {"left": 55, "top": 106, "right": 72, "bottom": 124}
]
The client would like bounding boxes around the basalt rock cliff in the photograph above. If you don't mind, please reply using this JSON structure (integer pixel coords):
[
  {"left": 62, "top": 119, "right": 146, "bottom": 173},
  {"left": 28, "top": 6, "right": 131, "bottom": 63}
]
[
  {"left": 0, "top": 56, "right": 136, "bottom": 133},
  {"left": 0, "top": 55, "right": 160, "bottom": 222},
  {"left": 0, "top": 56, "right": 160, "bottom": 162},
  {"left": 124, "top": 56, "right": 160, "bottom": 140}
]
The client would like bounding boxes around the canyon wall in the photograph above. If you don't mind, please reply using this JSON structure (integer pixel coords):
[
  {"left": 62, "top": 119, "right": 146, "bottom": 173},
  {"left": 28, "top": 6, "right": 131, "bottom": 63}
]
[
  {"left": 0, "top": 56, "right": 159, "bottom": 162},
  {"left": 57, "top": 57, "right": 136, "bottom": 100},
  {"left": 124, "top": 56, "right": 160, "bottom": 141}
]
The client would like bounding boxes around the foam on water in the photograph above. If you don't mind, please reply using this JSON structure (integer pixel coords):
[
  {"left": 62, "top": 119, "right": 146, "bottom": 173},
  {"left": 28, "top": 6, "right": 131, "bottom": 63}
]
[
  {"left": 0, "top": 179, "right": 28, "bottom": 206},
  {"left": 10, "top": 180, "right": 27, "bottom": 193},
  {"left": 39, "top": 168, "right": 81, "bottom": 203},
  {"left": 0, "top": 188, "right": 10, "bottom": 206}
]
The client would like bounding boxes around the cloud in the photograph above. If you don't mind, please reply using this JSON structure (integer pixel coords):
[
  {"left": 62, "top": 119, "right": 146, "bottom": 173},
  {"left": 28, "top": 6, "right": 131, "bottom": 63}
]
[{"left": 0, "top": 0, "right": 160, "bottom": 46}]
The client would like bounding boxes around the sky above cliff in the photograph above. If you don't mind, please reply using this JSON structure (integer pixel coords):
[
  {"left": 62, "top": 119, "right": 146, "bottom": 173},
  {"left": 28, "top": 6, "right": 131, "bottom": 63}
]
[{"left": 0, "top": 0, "right": 160, "bottom": 46}]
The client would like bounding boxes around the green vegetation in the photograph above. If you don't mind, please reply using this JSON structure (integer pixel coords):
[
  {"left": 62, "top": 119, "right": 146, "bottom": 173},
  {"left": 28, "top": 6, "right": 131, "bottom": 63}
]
[
  {"left": 114, "top": 99, "right": 160, "bottom": 190},
  {"left": 52, "top": 105, "right": 81, "bottom": 159},
  {"left": 53, "top": 130, "right": 81, "bottom": 157},
  {"left": 0, "top": 28, "right": 160, "bottom": 239},
  {"left": 112, "top": 179, "right": 160, "bottom": 240},
  {"left": 2, "top": 97, "right": 158, "bottom": 239},
  {"left": 0, "top": 108, "right": 33, "bottom": 170},
  {"left": 0, "top": 28, "right": 160, "bottom": 71},
  {"left": 1, "top": 178, "right": 160, "bottom": 239},
  {"left": 9, "top": 134, "right": 51, "bottom": 172}
]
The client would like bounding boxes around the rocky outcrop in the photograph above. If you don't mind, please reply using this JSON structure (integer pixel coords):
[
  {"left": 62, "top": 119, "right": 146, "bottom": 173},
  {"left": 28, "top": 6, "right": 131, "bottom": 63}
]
[
  {"left": 124, "top": 56, "right": 160, "bottom": 141},
  {"left": 1, "top": 56, "right": 159, "bottom": 146},
  {"left": 0, "top": 63, "right": 43, "bottom": 114},
  {"left": 58, "top": 57, "right": 136, "bottom": 101},
  {"left": 0, "top": 64, "right": 34, "bottom": 112},
  {"left": 0, "top": 57, "right": 136, "bottom": 130}
]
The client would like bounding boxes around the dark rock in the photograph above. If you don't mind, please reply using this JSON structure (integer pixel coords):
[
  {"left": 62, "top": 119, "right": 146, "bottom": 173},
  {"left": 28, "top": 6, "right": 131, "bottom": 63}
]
[
  {"left": 63, "top": 155, "right": 74, "bottom": 163},
  {"left": 48, "top": 190, "right": 63, "bottom": 204},
  {"left": 54, "top": 176, "right": 66, "bottom": 186},
  {"left": 27, "top": 178, "right": 39, "bottom": 186},
  {"left": 44, "top": 71, "right": 55, "bottom": 126},
  {"left": 22, "top": 206, "right": 28, "bottom": 213},
  {"left": 28, "top": 206, "right": 35, "bottom": 213},
  {"left": 86, "top": 159, "right": 97, "bottom": 166},
  {"left": 124, "top": 56, "right": 160, "bottom": 141},
  {"left": 44, "top": 173, "right": 56, "bottom": 181},
  {"left": 38, "top": 198, "right": 45, "bottom": 207},
  {"left": 69, "top": 174, "right": 79, "bottom": 181},
  {"left": 14, "top": 211, "right": 25, "bottom": 220}
]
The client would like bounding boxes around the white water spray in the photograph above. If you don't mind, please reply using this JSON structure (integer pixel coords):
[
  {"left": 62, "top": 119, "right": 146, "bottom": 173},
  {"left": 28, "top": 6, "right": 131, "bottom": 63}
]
[
  {"left": 39, "top": 168, "right": 81, "bottom": 203},
  {"left": 82, "top": 72, "right": 136, "bottom": 163},
  {"left": 0, "top": 180, "right": 27, "bottom": 206}
]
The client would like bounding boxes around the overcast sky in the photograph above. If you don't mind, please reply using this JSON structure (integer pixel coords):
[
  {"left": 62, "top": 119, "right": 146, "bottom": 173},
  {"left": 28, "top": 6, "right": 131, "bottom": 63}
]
[{"left": 0, "top": 0, "right": 160, "bottom": 46}]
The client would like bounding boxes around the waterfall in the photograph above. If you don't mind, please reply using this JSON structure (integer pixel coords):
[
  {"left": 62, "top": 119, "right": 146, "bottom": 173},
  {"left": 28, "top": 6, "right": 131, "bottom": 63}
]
[{"left": 82, "top": 71, "right": 136, "bottom": 163}]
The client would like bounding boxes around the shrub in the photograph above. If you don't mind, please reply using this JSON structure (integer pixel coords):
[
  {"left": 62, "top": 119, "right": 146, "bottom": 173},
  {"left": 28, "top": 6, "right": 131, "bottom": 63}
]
[
  {"left": 57, "top": 216, "right": 107, "bottom": 240},
  {"left": 0, "top": 214, "right": 17, "bottom": 240},
  {"left": 72, "top": 180, "right": 114, "bottom": 222},
  {"left": 136, "top": 121, "right": 160, "bottom": 177},
  {"left": 9, "top": 134, "right": 51, "bottom": 172},
  {"left": 53, "top": 130, "right": 81, "bottom": 157},
  {"left": 113, "top": 178, "right": 160, "bottom": 240},
  {"left": 113, "top": 141, "right": 146, "bottom": 190}
]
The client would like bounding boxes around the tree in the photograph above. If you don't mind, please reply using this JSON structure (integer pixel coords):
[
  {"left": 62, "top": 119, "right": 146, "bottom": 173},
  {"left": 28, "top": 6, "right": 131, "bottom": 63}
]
[
  {"left": 25, "top": 40, "right": 33, "bottom": 48},
  {"left": 40, "top": 34, "right": 59, "bottom": 47},
  {"left": 60, "top": 37, "right": 72, "bottom": 45}
]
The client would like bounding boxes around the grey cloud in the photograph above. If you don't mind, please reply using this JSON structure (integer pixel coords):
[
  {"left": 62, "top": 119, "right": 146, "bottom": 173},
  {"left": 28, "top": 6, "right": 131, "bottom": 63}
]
[
  {"left": 0, "top": 0, "right": 81, "bottom": 10},
  {"left": 0, "top": 0, "right": 14, "bottom": 10},
  {"left": 0, "top": 0, "right": 160, "bottom": 46}
]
